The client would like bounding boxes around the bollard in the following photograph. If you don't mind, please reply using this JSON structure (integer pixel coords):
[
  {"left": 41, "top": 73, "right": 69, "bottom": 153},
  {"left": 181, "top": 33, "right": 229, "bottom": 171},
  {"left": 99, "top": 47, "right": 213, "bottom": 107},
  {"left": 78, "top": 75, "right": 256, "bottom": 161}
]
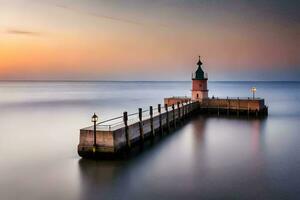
[
  {"left": 123, "top": 111, "right": 130, "bottom": 149},
  {"left": 165, "top": 104, "right": 170, "bottom": 132},
  {"left": 138, "top": 108, "right": 144, "bottom": 143},
  {"left": 177, "top": 102, "right": 181, "bottom": 122},
  {"left": 150, "top": 106, "right": 155, "bottom": 138},
  {"left": 158, "top": 104, "right": 163, "bottom": 135},
  {"left": 172, "top": 104, "right": 176, "bottom": 128}
]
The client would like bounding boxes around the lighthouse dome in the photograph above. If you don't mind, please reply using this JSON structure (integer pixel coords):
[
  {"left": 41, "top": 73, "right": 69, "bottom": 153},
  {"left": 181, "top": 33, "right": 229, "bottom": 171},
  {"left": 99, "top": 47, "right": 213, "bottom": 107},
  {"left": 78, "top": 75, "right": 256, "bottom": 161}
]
[{"left": 194, "top": 56, "right": 205, "bottom": 80}]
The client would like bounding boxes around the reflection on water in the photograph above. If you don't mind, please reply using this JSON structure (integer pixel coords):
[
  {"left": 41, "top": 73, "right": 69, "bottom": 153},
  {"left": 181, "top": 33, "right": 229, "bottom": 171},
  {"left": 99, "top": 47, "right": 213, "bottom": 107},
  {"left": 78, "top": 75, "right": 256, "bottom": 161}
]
[
  {"left": 77, "top": 116, "right": 284, "bottom": 200},
  {"left": 0, "top": 81, "right": 300, "bottom": 200}
]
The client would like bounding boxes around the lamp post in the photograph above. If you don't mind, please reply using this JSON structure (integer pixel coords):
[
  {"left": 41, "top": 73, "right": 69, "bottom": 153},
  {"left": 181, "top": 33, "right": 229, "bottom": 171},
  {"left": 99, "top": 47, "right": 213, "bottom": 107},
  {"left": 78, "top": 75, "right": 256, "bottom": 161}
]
[
  {"left": 91, "top": 113, "right": 98, "bottom": 152},
  {"left": 251, "top": 87, "right": 256, "bottom": 99}
]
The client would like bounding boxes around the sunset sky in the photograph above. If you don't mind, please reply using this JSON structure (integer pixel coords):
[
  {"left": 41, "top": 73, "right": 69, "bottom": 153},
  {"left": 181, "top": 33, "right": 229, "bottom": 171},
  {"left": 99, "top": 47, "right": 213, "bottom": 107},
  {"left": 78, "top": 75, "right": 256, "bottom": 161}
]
[{"left": 0, "top": 0, "right": 299, "bottom": 81}]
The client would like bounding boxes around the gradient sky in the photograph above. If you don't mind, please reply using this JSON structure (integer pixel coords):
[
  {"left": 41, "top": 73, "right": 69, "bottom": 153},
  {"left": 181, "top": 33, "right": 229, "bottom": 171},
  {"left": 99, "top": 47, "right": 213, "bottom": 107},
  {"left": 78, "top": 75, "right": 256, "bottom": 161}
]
[{"left": 0, "top": 0, "right": 299, "bottom": 80}]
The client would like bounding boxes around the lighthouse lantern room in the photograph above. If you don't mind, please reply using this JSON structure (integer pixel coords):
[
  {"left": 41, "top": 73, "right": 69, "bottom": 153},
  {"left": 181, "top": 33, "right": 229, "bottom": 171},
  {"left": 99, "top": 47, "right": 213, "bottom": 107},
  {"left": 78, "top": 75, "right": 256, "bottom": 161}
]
[{"left": 192, "top": 56, "right": 208, "bottom": 102}]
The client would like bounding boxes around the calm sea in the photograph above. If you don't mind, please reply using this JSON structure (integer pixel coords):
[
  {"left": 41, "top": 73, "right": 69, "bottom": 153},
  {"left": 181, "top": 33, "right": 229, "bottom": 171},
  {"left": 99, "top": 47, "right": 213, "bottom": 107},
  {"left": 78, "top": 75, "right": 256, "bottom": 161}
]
[{"left": 0, "top": 81, "right": 299, "bottom": 200}]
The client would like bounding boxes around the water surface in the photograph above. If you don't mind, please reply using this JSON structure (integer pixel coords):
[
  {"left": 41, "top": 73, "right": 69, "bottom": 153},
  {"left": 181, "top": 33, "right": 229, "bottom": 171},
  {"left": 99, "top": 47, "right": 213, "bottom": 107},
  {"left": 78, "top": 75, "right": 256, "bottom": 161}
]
[{"left": 0, "top": 81, "right": 299, "bottom": 200}]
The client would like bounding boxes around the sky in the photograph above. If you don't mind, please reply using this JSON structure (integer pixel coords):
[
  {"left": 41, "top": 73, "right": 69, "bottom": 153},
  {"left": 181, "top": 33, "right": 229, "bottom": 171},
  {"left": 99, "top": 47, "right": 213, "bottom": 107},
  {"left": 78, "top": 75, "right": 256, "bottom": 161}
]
[{"left": 0, "top": 0, "right": 299, "bottom": 81}]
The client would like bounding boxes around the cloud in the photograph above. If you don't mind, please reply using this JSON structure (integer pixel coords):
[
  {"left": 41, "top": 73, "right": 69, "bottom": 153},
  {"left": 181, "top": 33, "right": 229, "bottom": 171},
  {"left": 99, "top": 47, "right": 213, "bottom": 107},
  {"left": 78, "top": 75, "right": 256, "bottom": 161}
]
[
  {"left": 55, "top": 4, "right": 169, "bottom": 28},
  {"left": 5, "top": 29, "right": 42, "bottom": 36}
]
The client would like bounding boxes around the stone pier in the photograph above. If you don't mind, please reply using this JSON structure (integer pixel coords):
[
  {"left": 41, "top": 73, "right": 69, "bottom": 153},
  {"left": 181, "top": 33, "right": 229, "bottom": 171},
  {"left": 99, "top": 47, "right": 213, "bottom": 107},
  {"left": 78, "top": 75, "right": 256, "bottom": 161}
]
[{"left": 78, "top": 101, "right": 199, "bottom": 158}]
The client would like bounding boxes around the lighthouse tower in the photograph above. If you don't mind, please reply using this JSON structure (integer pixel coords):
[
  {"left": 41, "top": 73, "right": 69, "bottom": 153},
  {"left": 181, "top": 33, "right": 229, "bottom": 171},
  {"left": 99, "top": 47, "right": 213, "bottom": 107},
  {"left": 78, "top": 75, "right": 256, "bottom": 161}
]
[{"left": 192, "top": 56, "right": 208, "bottom": 102}]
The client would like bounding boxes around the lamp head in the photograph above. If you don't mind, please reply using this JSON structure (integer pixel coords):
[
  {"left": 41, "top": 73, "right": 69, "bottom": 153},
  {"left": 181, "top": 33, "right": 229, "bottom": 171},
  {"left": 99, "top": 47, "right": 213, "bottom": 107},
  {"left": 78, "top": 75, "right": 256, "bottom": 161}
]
[
  {"left": 91, "top": 113, "right": 98, "bottom": 123},
  {"left": 251, "top": 87, "right": 257, "bottom": 93}
]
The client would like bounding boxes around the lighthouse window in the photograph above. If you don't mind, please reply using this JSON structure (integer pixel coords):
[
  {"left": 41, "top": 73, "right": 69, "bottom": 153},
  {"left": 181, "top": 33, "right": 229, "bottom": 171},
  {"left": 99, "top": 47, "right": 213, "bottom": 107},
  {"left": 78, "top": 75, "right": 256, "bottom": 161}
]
[{"left": 197, "top": 94, "right": 199, "bottom": 98}]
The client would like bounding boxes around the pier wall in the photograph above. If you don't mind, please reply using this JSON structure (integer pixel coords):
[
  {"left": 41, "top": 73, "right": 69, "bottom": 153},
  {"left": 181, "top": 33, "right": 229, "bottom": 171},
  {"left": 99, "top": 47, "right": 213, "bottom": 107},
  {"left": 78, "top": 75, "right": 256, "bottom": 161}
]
[
  {"left": 164, "top": 97, "right": 191, "bottom": 106},
  {"left": 202, "top": 98, "right": 265, "bottom": 110},
  {"left": 78, "top": 102, "right": 199, "bottom": 156},
  {"left": 79, "top": 130, "right": 114, "bottom": 153},
  {"left": 164, "top": 97, "right": 265, "bottom": 111},
  {"left": 78, "top": 97, "right": 267, "bottom": 157}
]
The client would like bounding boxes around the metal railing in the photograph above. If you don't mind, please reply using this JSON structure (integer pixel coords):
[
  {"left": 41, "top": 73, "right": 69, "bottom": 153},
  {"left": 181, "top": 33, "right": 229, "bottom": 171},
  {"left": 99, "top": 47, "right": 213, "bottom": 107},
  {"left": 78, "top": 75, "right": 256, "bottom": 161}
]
[
  {"left": 84, "top": 101, "right": 193, "bottom": 131},
  {"left": 209, "top": 96, "right": 262, "bottom": 100}
]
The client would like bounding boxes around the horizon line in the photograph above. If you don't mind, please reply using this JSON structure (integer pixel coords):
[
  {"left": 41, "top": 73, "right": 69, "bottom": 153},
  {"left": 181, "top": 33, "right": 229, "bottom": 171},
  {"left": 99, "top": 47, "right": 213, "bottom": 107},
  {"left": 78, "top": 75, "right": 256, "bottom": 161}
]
[{"left": 0, "top": 79, "right": 299, "bottom": 82}]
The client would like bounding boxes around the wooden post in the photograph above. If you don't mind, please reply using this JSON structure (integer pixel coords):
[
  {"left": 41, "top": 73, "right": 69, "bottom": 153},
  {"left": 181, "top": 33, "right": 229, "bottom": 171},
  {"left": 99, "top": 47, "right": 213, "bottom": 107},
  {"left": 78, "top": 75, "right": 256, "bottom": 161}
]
[
  {"left": 138, "top": 108, "right": 144, "bottom": 143},
  {"left": 158, "top": 104, "right": 163, "bottom": 135},
  {"left": 227, "top": 97, "right": 230, "bottom": 116},
  {"left": 165, "top": 104, "right": 170, "bottom": 132},
  {"left": 150, "top": 106, "right": 155, "bottom": 138},
  {"left": 217, "top": 98, "right": 220, "bottom": 116},
  {"left": 185, "top": 102, "right": 187, "bottom": 116},
  {"left": 172, "top": 104, "right": 176, "bottom": 128},
  {"left": 247, "top": 101, "right": 250, "bottom": 117},
  {"left": 237, "top": 98, "right": 240, "bottom": 117},
  {"left": 177, "top": 102, "right": 181, "bottom": 123},
  {"left": 186, "top": 101, "right": 189, "bottom": 116},
  {"left": 181, "top": 102, "right": 185, "bottom": 119},
  {"left": 206, "top": 101, "right": 209, "bottom": 114},
  {"left": 123, "top": 111, "right": 130, "bottom": 149},
  {"left": 187, "top": 101, "right": 190, "bottom": 116}
]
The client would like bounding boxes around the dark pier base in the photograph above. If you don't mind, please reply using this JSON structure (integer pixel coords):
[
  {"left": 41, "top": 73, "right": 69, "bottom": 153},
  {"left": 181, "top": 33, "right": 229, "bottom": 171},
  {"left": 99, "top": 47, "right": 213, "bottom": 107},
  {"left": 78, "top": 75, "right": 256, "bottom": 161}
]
[{"left": 198, "top": 106, "right": 268, "bottom": 118}]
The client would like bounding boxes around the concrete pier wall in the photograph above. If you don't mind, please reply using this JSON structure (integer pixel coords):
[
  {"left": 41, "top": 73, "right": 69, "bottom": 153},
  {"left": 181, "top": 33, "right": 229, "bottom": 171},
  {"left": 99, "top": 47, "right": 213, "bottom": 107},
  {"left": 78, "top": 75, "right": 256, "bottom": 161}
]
[
  {"left": 78, "top": 98, "right": 267, "bottom": 157},
  {"left": 164, "top": 97, "right": 191, "bottom": 106},
  {"left": 202, "top": 98, "right": 265, "bottom": 110},
  {"left": 164, "top": 97, "right": 266, "bottom": 111},
  {"left": 78, "top": 130, "right": 114, "bottom": 153},
  {"left": 78, "top": 102, "right": 199, "bottom": 156}
]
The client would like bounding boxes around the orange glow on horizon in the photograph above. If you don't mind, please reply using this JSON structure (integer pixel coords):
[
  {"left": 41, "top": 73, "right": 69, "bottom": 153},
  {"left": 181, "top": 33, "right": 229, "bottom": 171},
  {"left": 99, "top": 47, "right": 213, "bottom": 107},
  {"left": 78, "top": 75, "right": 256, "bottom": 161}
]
[{"left": 0, "top": 0, "right": 299, "bottom": 80}]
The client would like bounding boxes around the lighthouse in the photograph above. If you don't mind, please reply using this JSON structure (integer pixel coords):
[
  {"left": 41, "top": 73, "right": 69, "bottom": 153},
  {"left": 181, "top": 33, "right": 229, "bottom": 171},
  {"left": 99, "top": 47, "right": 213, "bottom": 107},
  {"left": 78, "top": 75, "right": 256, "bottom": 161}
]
[{"left": 192, "top": 56, "right": 208, "bottom": 102}]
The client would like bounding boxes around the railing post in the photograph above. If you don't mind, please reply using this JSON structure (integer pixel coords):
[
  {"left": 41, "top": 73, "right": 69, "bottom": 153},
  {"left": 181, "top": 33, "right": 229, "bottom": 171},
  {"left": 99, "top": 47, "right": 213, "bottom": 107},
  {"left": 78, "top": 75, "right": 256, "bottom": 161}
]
[
  {"left": 247, "top": 101, "right": 250, "bottom": 117},
  {"left": 187, "top": 101, "right": 190, "bottom": 116},
  {"left": 237, "top": 97, "right": 240, "bottom": 117},
  {"left": 206, "top": 100, "right": 209, "bottom": 114},
  {"left": 172, "top": 104, "right": 176, "bottom": 128},
  {"left": 138, "top": 108, "right": 144, "bottom": 143},
  {"left": 227, "top": 97, "right": 230, "bottom": 116},
  {"left": 190, "top": 100, "right": 194, "bottom": 115},
  {"left": 158, "top": 104, "right": 163, "bottom": 135},
  {"left": 184, "top": 102, "right": 187, "bottom": 117},
  {"left": 123, "top": 111, "right": 130, "bottom": 149},
  {"left": 217, "top": 97, "right": 220, "bottom": 116},
  {"left": 177, "top": 102, "right": 181, "bottom": 123},
  {"left": 165, "top": 104, "right": 170, "bottom": 132},
  {"left": 181, "top": 102, "right": 185, "bottom": 119},
  {"left": 150, "top": 106, "right": 155, "bottom": 138}
]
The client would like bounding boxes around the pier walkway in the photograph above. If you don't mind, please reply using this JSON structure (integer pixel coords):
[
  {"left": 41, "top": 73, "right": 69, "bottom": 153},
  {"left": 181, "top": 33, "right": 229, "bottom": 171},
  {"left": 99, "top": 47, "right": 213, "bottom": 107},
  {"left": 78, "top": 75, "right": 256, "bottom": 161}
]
[
  {"left": 78, "top": 101, "right": 199, "bottom": 157},
  {"left": 78, "top": 97, "right": 267, "bottom": 158}
]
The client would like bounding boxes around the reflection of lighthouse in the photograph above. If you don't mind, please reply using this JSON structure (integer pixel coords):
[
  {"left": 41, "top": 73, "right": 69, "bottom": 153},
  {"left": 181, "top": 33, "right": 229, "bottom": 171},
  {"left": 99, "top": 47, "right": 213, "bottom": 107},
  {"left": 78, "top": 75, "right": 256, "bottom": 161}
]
[{"left": 192, "top": 56, "right": 208, "bottom": 102}]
